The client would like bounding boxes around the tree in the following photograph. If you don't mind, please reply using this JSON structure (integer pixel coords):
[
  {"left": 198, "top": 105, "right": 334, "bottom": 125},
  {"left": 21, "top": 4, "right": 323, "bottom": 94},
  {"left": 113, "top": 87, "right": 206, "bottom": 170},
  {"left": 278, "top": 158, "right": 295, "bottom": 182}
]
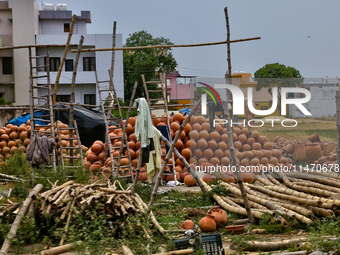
[
  {"left": 254, "top": 63, "right": 303, "bottom": 99},
  {"left": 123, "top": 30, "right": 177, "bottom": 102}
]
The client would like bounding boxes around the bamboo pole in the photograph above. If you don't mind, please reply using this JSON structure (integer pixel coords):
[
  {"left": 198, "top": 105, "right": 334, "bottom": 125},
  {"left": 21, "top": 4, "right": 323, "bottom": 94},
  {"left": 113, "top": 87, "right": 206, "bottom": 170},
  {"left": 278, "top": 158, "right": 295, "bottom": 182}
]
[
  {"left": 71, "top": 37, "right": 261, "bottom": 53},
  {"left": 159, "top": 135, "right": 207, "bottom": 194},
  {"left": 285, "top": 172, "right": 340, "bottom": 189},
  {"left": 336, "top": 90, "right": 340, "bottom": 165},
  {"left": 224, "top": 93, "right": 254, "bottom": 223},
  {"left": 247, "top": 184, "right": 322, "bottom": 207},
  {"left": 221, "top": 196, "right": 244, "bottom": 208},
  {"left": 224, "top": 7, "right": 232, "bottom": 78},
  {"left": 0, "top": 44, "right": 78, "bottom": 51},
  {"left": 52, "top": 14, "right": 76, "bottom": 115},
  {"left": 0, "top": 184, "right": 43, "bottom": 255},
  {"left": 122, "top": 246, "right": 134, "bottom": 255},
  {"left": 152, "top": 249, "right": 194, "bottom": 255},
  {"left": 289, "top": 178, "right": 340, "bottom": 193},
  {"left": 147, "top": 99, "right": 201, "bottom": 211},
  {"left": 40, "top": 242, "right": 81, "bottom": 255},
  {"left": 202, "top": 181, "right": 263, "bottom": 219},
  {"left": 230, "top": 238, "right": 307, "bottom": 252},
  {"left": 277, "top": 172, "right": 335, "bottom": 197}
]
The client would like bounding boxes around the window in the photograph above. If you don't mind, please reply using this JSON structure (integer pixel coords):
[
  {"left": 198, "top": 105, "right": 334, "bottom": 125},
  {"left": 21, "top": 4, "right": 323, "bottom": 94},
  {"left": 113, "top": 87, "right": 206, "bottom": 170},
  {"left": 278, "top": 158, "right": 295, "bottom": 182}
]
[
  {"left": 56, "top": 95, "right": 70, "bottom": 103},
  {"left": 84, "top": 94, "right": 96, "bottom": 105},
  {"left": 83, "top": 57, "right": 96, "bottom": 71},
  {"left": 2, "top": 57, "right": 13, "bottom": 74},
  {"left": 0, "top": 93, "right": 4, "bottom": 98},
  {"left": 287, "top": 92, "right": 295, "bottom": 98},
  {"left": 64, "top": 23, "right": 70, "bottom": 32},
  {"left": 65, "top": 59, "right": 73, "bottom": 72},
  {"left": 49, "top": 57, "right": 60, "bottom": 72}
]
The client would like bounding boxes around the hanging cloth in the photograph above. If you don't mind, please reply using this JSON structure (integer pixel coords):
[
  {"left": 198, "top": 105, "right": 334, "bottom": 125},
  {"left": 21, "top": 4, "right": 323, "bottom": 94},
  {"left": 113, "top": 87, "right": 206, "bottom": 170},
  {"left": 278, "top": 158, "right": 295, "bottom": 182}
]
[
  {"left": 133, "top": 98, "right": 154, "bottom": 148},
  {"left": 146, "top": 126, "right": 162, "bottom": 183}
]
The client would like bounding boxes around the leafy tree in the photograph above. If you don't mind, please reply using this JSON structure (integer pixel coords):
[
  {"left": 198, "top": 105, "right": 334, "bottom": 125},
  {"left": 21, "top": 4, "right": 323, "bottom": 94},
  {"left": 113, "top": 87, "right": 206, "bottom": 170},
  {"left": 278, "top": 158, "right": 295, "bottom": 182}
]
[
  {"left": 254, "top": 63, "right": 303, "bottom": 99},
  {"left": 0, "top": 97, "right": 11, "bottom": 105},
  {"left": 123, "top": 30, "right": 177, "bottom": 102}
]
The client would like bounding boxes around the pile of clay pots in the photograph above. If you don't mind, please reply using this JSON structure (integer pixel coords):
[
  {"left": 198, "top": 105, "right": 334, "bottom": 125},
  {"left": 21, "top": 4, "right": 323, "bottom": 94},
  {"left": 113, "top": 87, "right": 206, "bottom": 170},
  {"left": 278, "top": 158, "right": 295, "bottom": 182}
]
[{"left": 0, "top": 120, "right": 86, "bottom": 166}]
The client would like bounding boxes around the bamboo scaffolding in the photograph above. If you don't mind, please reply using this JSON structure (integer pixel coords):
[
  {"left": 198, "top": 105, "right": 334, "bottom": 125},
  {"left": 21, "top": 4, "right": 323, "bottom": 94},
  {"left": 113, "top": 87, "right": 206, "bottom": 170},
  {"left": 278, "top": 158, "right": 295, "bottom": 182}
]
[
  {"left": 71, "top": 37, "right": 261, "bottom": 53},
  {"left": 52, "top": 14, "right": 76, "bottom": 114},
  {"left": 0, "top": 184, "right": 43, "bottom": 255}
]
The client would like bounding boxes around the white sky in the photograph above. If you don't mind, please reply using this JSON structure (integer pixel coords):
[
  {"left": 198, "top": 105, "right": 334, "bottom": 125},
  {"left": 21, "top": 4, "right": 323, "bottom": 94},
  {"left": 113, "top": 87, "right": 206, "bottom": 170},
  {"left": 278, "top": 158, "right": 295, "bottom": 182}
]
[{"left": 45, "top": 0, "right": 340, "bottom": 79}]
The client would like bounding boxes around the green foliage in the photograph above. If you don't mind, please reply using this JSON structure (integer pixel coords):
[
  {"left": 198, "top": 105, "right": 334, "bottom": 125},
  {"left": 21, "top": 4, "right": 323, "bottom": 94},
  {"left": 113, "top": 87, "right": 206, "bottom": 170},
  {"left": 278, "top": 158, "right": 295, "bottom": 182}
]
[
  {"left": 257, "top": 213, "right": 293, "bottom": 234},
  {"left": 254, "top": 63, "right": 304, "bottom": 98},
  {"left": 123, "top": 30, "right": 177, "bottom": 103},
  {"left": 0, "top": 97, "right": 11, "bottom": 105},
  {"left": 307, "top": 218, "right": 340, "bottom": 252}
]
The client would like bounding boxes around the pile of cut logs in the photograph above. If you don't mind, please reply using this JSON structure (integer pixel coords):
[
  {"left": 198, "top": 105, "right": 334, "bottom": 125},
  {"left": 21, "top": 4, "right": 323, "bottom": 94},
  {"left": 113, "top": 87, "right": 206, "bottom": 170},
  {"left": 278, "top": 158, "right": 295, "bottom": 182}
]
[{"left": 205, "top": 170, "right": 340, "bottom": 225}]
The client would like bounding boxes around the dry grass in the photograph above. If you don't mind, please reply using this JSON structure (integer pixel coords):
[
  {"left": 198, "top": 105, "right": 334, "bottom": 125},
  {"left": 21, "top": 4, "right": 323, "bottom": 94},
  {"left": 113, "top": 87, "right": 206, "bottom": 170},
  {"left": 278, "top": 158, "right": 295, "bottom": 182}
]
[{"left": 251, "top": 117, "right": 337, "bottom": 142}]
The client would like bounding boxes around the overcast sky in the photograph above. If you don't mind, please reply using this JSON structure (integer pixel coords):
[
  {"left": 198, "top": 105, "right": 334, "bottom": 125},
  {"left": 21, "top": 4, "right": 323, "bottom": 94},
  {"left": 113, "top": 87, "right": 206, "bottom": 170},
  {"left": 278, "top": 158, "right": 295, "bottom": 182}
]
[{"left": 46, "top": 0, "right": 340, "bottom": 79}]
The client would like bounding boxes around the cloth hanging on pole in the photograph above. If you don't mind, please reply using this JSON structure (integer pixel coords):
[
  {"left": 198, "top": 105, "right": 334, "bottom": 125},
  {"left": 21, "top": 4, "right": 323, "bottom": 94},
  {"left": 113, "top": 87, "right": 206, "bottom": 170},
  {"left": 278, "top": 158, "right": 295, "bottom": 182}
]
[
  {"left": 26, "top": 135, "right": 55, "bottom": 166},
  {"left": 146, "top": 126, "right": 162, "bottom": 183},
  {"left": 133, "top": 98, "right": 154, "bottom": 148}
]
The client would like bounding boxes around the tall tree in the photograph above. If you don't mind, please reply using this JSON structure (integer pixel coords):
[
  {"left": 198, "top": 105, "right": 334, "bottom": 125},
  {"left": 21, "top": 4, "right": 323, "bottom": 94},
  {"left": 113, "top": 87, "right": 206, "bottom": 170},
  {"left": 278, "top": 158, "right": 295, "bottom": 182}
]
[
  {"left": 123, "top": 30, "right": 177, "bottom": 102},
  {"left": 254, "top": 63, "right": 303, "bottom": 99}
]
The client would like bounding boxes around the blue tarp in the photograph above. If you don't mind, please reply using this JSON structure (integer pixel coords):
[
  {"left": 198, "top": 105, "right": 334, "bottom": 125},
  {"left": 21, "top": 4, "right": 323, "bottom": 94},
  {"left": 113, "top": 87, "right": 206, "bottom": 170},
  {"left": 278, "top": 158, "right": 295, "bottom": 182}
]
[
  {"left": 179, "top": 106, "right": 190, "bottom": 116},
  {"left": 8, "top": 112, "right": 46, "bottom": 126}
]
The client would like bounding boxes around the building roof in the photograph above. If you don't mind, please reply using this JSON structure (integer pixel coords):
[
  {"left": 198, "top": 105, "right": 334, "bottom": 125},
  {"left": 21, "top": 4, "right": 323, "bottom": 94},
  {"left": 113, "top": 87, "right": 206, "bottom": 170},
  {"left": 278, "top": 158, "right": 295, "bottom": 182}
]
[{"left": 39, "top": 10, "right": 91, "bottom": 23}]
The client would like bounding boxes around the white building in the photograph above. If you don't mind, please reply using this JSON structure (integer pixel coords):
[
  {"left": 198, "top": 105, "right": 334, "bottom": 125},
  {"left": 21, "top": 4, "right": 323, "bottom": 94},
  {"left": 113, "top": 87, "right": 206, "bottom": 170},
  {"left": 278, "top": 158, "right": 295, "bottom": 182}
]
[{"left": 0, "top": 1, "right": 124, "bottom": 105}]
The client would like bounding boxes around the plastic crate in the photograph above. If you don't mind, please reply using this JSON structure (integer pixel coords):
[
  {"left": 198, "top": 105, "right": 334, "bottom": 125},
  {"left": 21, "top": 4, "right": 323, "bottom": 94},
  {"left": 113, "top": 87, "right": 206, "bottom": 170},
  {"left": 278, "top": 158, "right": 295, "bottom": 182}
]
[
  {"left": 201, "top": 233, "right": 225, "bottom": 255},
  {"left": 174, "top": 233, "right": 225, "bottom": 255},
  {"left": 173, "top": 233, "right": 201, "bottom": 251}
]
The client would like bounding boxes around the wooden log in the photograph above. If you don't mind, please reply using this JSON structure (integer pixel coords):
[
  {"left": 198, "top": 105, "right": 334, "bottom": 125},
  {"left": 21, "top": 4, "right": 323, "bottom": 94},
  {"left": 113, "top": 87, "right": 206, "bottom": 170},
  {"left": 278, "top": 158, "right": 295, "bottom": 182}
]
[
  {"left": 122, "top": 245, "right": 134, "bottom": 255},
  {"left": 250, "top": 229, "right": 266, "bottom": 234},
  {"left": 40, "top": 181, "right": 74, "bottom": 200},
  {"left": 40, "top": 241, "right": 81, "bottom": 255},
  {"left": 52, "top": 186, "right": 71, "bottom": 208},
  {"left": 202, "top": 181, "right": 263, "bottom": 219},
  {"left": 229, "top": 218, "right": 249, "bottom": 225},
  {"left": 152, "top": 249, "right": 194, "bottom": 255},
  {"left": 0, "top": 184, "right": 43, "bottom": 255},
  {"left": 273, "top": 251, "right": 307, "bottom": 255},
  {"left": 230, "top": 238, "right": 307, "bottom": 251}
]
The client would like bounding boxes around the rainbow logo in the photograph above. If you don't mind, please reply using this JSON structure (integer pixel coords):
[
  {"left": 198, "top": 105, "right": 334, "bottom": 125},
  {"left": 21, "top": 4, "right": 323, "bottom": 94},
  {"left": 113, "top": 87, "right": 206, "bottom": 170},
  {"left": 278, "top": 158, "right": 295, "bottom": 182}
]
[{"left": 197, "top": 82, "right": 224, "bottom": 114}]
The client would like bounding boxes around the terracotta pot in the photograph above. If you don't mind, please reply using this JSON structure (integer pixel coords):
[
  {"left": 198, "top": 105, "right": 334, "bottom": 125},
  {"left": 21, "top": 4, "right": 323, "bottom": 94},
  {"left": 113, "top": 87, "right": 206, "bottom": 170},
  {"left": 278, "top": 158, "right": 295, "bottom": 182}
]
[
  {"left": 198, "top": 214, "right": 216, "bottom": 232},
  {"left": 139, "top": 172, "right": 148, "bottom": 182},
  {"left": 184, "top": 175, "right": 197, "bottom": 186},
  {"left": 241, "top": 172, "right": 255, "bottom": 183},
  {"left": 182, "top": 220, "right": 194, "bottom": 229},
  {"left": 209, "top": 208, "right": 228, "bottom": 229},
  {"left": 180, "top": 172, "right": 190, "bottom": 182},
  {"left": 283, "top": 142, "right": 295, "bottom": 154},
  {"left": 323, "top": 142, "right": 337, "bottom": 157},
  {"left": 309, "top": 132, "right": 320, "bottom": 142},
  {"left": 293, "top": 144, "right": 307, "bottom": 162},
  {"left": 226, "top": 225, "right": 245, "bottom": 233},
  {"left": 202, "top": 174, "right": 216, "bottom": 184},
  {"left": 305, "top": 143, "right": 323, "bottom": 164}
]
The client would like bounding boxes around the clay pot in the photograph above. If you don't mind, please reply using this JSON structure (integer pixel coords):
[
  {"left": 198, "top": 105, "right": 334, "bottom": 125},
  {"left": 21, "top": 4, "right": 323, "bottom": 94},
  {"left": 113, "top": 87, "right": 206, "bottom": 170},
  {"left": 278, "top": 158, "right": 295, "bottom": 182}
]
[
  {"left": 184, "top": 175, "right": 197, "bottom": 186},
  {"left": 309, "top": 132, "right": 320, "bottom": 142},
  {"left": 139, "top": 171, "right": 148, "bottom": 182},
  {"left": 241, "top": 172, "right": 255, "bottom": 183},
  {"left": 283, "top": 142, "right": 295, "bottom": 154},
  {"left": 182, "top": 220, "right": 194, "bottom": 230},
  {"left": 305, "top": 143, "right": 323, "bottom": 164},
  {"left": 323, "top": 142, "right": 337, "bottom": 157},
  {"left": 226, "top": 225, "right": 245, "bottom": 233},
  {"left": 209, "top": 208, "right": 228, "bottom": 229},
  {"left": 202, "top": 174, "right": 216, "bottom": 184},
  {"left": 198, "top": 214, "right": 216, "bottom": 232},
  {"left": 293, "top": 144, "right": 307, "bottom": 162},
  {"left": 180, "top": 172, "right": 190, "bottom": 182}
]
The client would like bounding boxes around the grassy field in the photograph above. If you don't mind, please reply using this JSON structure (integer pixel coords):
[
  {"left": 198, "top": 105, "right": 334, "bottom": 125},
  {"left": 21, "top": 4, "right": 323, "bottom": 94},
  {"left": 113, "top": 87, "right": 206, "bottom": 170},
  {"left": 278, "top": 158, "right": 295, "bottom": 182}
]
[{"left": 253, "top": 116, "right": 337, "bottom": 142}]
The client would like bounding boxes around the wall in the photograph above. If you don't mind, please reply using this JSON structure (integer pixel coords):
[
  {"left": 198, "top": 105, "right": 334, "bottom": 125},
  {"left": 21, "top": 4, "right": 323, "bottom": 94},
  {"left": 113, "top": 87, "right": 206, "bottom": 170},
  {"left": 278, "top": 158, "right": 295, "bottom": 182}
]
[
  {"left": 0, "top": 108, "right": 28, "bottom": 127},
  {"left": 9, "top": 0, "right": 39, "bottom": 105},
  {"left": 40, "top": 19, "right": 87, "bottom": 35},
  {"left": 289, "top": 84, "right": 338, "bottom": 118}
]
